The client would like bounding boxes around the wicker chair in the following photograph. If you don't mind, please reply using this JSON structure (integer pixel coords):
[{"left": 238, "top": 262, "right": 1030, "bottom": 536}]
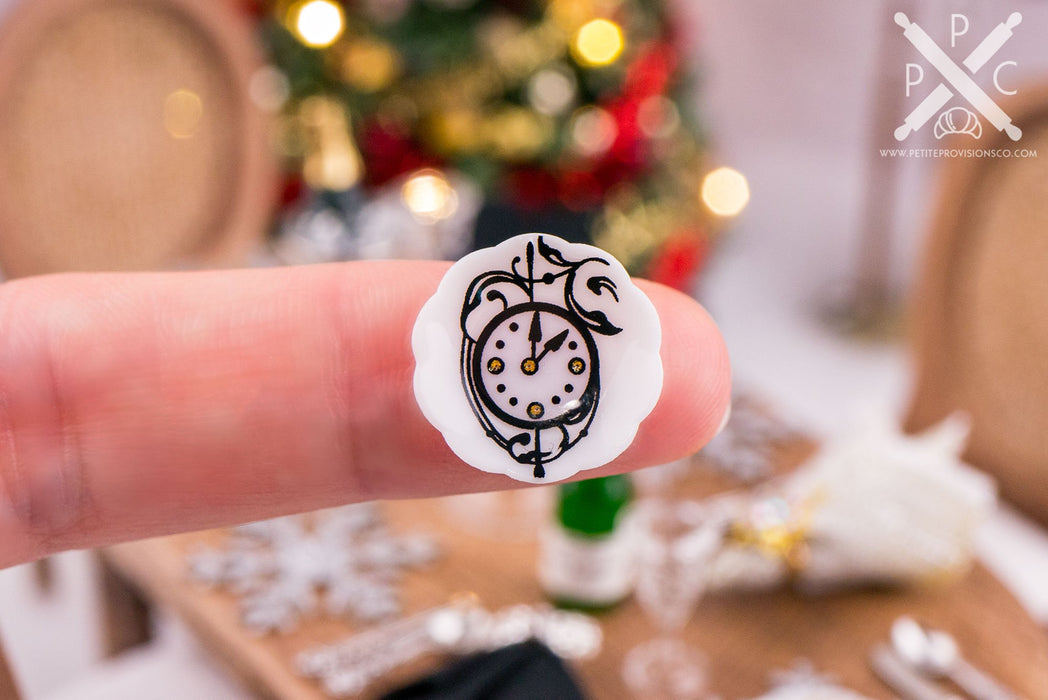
[
  {"left": 907, "top": 86, "right": 1048, "bottom": 527},
  {"left": 0, "top": 0, "right": 275, "bottom": 277}
]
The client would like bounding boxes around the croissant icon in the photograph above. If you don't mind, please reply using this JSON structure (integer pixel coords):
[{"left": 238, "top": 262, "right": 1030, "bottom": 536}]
[{"left": 934, "top": 107, "right": 983, "bottom": 140}]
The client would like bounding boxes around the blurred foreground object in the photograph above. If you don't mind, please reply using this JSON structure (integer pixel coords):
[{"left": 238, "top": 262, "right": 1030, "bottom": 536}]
[
  {"left": 295, "top": 598, "right": 599, "bottom": 697},
  {"left": 0, "top": 0, "right": 276, "bottom": 277},
  {"left": 188, "top": 504, "right": 440, "bottom": 634},
  {"left": 257, "top": 0, "right": 739, "bottom": 281},
  {"left": 698, "top": 390, "right": 803, "bottom": 484},
  {"left": 709, "top": 414, "right": 997, "bottom": 593},
  {"left": 622, "top": 499, "right": 723, "bottom": 700},
  {"left": 379, "top": 640, "right": 587, "bottom": 700},
  {"left": 97, "top": 475, "right": 1048, "bottom": 696},
  {"left": 751, "top": 661, "right": 872, "bottom": 700},
  {"left": 907, "top": 85, "right": 1048, "bottom": 528}
]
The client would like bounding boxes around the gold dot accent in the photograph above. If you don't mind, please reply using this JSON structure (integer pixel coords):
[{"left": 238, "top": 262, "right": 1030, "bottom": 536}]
[
  {"left": 521, "top": 358, "right": 537, "bottom": 375},
  {"left": 487, "top": 358, "right": 504, "bottom": 374},
  {"left": 527, "top": 402, "right": 545, "bottom": 419},
  {"left": 569, "top": 358, "right": 586, "bottom": 375}
]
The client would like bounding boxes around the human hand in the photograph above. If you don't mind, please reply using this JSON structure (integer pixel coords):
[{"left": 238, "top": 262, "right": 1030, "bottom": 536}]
[{"left": 0, "top": 262, "right": 729, "bottom": 567}]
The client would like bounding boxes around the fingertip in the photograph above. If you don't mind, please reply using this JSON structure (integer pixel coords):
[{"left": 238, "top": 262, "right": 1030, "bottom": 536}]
[{"left": 619, "top": 280, "right": 731, "bottom": 469}]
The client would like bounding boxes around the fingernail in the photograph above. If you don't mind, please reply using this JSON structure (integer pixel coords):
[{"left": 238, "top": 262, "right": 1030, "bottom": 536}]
[{"left": 716, "top": 400, "right": 732, "bottom": 436}]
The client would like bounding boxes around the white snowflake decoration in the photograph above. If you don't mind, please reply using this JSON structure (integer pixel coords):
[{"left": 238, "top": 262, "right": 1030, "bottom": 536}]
[
  {"left": 188, "top": 503, "right": 440, "bottom": 634},
  {"left": 700, "top": 391, "right": 802, "bottom": 483}
]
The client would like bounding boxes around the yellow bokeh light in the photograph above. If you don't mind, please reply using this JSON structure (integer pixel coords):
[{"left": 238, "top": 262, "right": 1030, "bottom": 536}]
[
  {"left": 300, "top": 96, "right": 362, "bottom": 191},
  {"left": 572, "top": 18, "right": 624, "bottom": 68},
  {"left": 164, "top": 89, "right": 202, "bottom": 139},
  {"left": 547, "top": 0, "right": 600, "bottom": 32},
  {"left": 486, "top": 108, "right": 551, "bottom": 161},
  {"left": 701, "top": 167, "right": 750, "bottom": 217},
  {"left": 292, "top": 0, "right": 345, "bottom": 49},
  {"left": 341, "top": 38, "right": 401, "bottom": 92},
  {"left": 402, "top": 169, "right": 458, "bottom": 223}
]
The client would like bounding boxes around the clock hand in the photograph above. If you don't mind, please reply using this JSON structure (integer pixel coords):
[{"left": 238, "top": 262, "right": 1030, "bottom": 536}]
[
  {"left": 535, "top": 329, "right": 569, "bottom": 364},
  {"left": 528, "top": 310, "right": 542, "bottom": 357}
]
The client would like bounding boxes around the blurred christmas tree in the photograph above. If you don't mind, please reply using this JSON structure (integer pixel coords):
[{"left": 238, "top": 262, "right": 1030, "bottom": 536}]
[{"left": 249, "top": 0, "right": 747, "bottom": 290}]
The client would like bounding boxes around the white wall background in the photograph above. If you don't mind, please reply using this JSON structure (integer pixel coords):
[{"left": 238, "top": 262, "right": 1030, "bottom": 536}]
[
  {"left": 689, "top": 0, "right": 1048, "bottom": 308},
  {"left": 3, "top": 1, "right": 1048, "bottom": 697}
]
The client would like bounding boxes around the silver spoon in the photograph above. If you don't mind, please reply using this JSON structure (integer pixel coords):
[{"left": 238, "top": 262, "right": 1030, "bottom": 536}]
[
  {"left": 891, "top": 616, "right": 1025, "bottom": 700},
  {"left": 871, "top": 643, "right": 963, "bottom": 700}
]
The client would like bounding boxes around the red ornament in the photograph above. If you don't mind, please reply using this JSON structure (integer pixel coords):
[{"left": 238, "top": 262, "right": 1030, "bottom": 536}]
[
  {"left": 624, "top": 42, "right": 679, "bottom": 99},
  {"left": 358, "top": 121, "right": 438, "bottom": 188},
  {"left": 278, "top": 174, "right": 305, "bottom": 207},
  {"left": 507, "top": 167, "right": 559, "bottom": 210},
  {"left": 644, "top": 233, "right": 709, "bottom": 292},
  {"left": 599, "top": 40, "right": 681, "bottom": 175},
  {"left": 589, "top": 159, "right": 634, "bottom": 193},
  {"left": 235, "top": 0, "right": 268, "bottom": 20},
  {"left": 605, "top": 96, "right": 645, "bottom": 170},
  {"left": 558, "top": 169, "right": 604, "bottom": 211}
]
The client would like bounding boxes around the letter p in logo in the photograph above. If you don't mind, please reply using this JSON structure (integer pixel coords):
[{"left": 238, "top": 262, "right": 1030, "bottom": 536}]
[{"left": 906, "top": 63, "right": 925, "bottom": 97}]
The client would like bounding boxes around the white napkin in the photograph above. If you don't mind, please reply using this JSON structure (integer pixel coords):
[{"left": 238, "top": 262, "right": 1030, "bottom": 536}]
[{"left": 710, "top": 413, "right": 997, "bottom": 592}]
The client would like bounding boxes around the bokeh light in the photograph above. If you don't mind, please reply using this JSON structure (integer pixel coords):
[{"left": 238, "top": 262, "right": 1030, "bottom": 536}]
[
  {"left": 248, "top": 66, "right": 290, "bottom": 112},
  {"left": 570, "top": 106, "right": 617, "bottom": 157},
  {"left": 341, "top": 38, "right": 401, "bottom": 92},
  {"left": 402, "top": 169, "right": 459, "bottom": 223},
  {"left": 487, "top": 108, "right": 551, "bottom": 160},
  {"left": 164, "top": 89, "right": 202, "bottom": 139},
  {"left": 300, "top": 96, "right": 362, "bottom": 191},
  {"left": 571, "top": 18, "right": 624, "bottom": 67},
  {"left": 701, "top": 167, "right": 750, "bottom": 217},
  {"left": 637, "top": 95, "right": 680, "bottom": 139},
  {"left": 527, "top": 66, "right": 577, "bottom": 116},
  {"left": 292, "top": 0, "right": 345, "bottom": 49}
]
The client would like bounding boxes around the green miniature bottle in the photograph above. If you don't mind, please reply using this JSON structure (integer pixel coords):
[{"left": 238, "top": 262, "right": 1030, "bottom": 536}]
[{"left": 538, "top": 475, "right": 635, "bottom": 611}]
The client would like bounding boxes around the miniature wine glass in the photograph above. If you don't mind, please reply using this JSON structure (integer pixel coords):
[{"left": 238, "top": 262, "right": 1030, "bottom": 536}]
[{"left": 622, "top": 498, "right": 725, "bottom": 699}]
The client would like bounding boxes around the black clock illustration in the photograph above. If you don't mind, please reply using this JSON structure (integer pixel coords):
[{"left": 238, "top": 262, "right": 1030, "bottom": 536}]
[{"left": 460, "top": 236, "right": 622, "bottom": 478}]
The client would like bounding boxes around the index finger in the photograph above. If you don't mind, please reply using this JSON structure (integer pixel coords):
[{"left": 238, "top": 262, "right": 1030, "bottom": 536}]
[{"left": 0, "top": 262, "right": 730, "bottom": 567}]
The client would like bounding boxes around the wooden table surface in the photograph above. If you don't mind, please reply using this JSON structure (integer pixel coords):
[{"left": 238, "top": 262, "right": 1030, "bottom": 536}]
[{"left": 102, "top": 448, "right": 1048, "bottom": 699}]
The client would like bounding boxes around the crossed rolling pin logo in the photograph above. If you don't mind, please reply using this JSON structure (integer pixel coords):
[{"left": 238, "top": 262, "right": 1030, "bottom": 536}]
[{"left": 895, "top": 11, "right": 1022, "bottom": 142}]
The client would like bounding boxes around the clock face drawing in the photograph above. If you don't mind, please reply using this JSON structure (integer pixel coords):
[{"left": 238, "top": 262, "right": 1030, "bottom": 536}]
[
  {"left": 473, "top": 303, "right": 598, "bottom": 432},
  {"left": 413, "top": 233, "right": 663, "bottom": 483},
  {"left": 460, "top": 235, "right": 625, "bottom": 479}
]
